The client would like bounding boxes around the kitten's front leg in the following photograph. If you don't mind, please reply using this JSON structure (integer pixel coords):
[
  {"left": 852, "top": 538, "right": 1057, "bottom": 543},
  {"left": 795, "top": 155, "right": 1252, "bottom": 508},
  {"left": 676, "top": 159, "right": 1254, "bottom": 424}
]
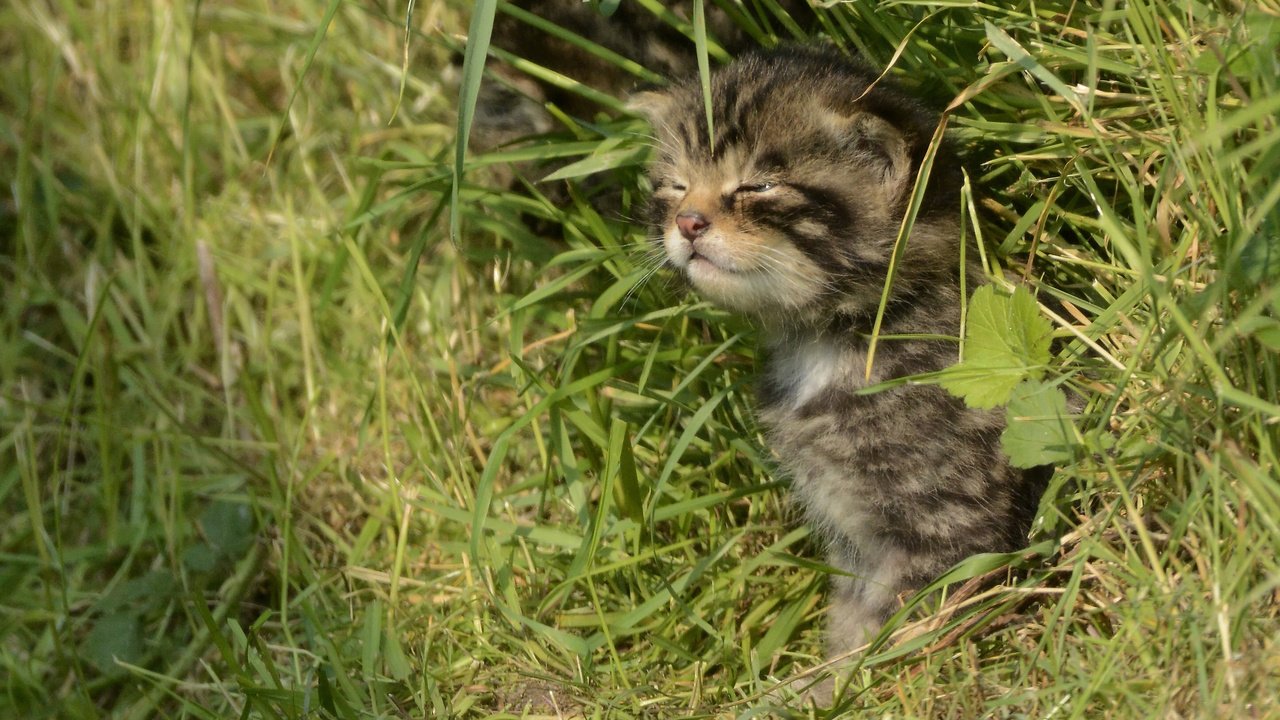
[
  {"left": 790, "top": 556, "right": 896, "bottom": 706},
  {"left": 824, "top": 559, "right": 897, "bottom": 659},
  {"left": 800, "top": 549, "right": 919, "bottom": 705}
]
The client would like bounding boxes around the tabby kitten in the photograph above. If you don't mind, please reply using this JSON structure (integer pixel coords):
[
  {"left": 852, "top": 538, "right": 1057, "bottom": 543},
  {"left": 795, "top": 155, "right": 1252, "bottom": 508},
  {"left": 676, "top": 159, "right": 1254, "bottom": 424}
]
[{"left": 634, "top": 46, "right": 1047, "bottom": 659}]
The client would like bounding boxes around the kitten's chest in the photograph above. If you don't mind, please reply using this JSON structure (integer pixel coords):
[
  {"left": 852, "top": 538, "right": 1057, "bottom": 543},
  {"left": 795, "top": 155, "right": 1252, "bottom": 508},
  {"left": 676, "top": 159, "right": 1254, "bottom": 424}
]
[
  {"left": 756, "top": 338, "right": 882, "bottom": 481},
  {"left": 755, "top": 338, "right": 934, "bottom": 523},
  {"left": 759, "top": 338, "right": 868, "bottom": 413}
]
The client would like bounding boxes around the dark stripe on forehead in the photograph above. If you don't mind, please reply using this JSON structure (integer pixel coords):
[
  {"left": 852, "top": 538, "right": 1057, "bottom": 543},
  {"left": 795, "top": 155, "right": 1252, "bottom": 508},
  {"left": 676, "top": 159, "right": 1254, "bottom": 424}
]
[
  {"left": 675, "top": 120, "right": 695, "bottom": 156},
  {"left": 728, "top": 70, "right": 774, "bottom": 122},
  {"left": 682, "top": 109, "right": 707, "bottom": 154},
  {"left": 711, "top": 69, "right": 781, "bottom": 157},
  {"left": 711, "top": 122, "right": 744, "bottom": 159},
  {"left": 753, "top": 150, "right": 789, "bottom": 173},
  {"left": 716, "top": 78, "right": 740, "bottom": 123},
  {"left": 709, "top": 74, "right": 749, "bottom": 157}
]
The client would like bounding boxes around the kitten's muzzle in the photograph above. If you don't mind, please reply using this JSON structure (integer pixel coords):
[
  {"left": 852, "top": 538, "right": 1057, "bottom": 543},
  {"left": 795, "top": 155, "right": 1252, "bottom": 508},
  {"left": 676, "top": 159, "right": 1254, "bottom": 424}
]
[{"left": 676, "top": 211, "right": 711, "bottom": 241}]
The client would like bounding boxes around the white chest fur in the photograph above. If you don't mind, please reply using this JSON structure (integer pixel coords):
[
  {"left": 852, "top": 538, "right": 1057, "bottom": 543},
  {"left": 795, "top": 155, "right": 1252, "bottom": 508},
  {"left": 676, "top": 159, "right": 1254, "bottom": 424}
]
[{"left": 766, "top": 337, "right": 866, "bottom": 410}]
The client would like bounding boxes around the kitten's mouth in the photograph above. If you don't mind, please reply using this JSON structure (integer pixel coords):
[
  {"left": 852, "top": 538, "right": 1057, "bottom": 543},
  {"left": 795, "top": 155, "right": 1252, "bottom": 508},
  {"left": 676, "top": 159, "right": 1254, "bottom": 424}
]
[
  {"left": 686, "top": 253, "right": 748, "bottom": 281},
  {"left": 688, "top": 251, "right": 732, "bottom": 271}
]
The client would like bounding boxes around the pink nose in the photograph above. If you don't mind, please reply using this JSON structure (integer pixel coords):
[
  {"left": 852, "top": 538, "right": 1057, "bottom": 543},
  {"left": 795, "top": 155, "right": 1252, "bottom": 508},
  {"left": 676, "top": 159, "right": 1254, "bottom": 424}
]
[{"left": 676, "top": 212, "right": 710, "bottom": 240}]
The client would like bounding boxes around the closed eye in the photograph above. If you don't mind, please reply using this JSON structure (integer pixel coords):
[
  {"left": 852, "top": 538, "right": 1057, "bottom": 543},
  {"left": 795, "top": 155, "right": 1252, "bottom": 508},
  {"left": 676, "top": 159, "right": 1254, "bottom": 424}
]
[
  {"left": 735, "top": 181, "right": 777, "bottom": 193},
  {"left": 666, "top": 180, "right": 688, "bottom": 192}
]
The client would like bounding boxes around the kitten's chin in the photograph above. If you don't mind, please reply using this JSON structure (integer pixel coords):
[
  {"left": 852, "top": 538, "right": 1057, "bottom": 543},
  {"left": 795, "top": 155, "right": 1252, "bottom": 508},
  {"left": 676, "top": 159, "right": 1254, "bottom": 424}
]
[
  {"left": 685, "top": 260, "right": 776, "bottom": 315},
  {"left": 663, "top": 232, "right": 820, "bottom": 316},
  {"left": 686, "top": 254, "right": 731, "bottom": 280}
]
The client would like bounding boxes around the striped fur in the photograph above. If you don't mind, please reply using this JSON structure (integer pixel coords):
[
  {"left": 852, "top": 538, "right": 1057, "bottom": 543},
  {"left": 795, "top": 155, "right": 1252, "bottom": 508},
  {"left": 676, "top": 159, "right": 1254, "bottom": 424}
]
[{"left": 637, "top": 46, "right": 1048, "bottom": 659}]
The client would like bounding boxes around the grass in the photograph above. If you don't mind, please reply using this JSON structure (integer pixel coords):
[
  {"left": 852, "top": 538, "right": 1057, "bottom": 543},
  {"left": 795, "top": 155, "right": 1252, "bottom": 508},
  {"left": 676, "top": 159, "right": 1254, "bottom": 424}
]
[{"left": 2, "top": 0, "right": 1278, "bottom": 717}]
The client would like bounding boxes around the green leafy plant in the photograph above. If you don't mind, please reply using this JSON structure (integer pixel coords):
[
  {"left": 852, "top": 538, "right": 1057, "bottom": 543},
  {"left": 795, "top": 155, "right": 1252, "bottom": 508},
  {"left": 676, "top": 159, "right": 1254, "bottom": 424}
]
[
  {"left": 937, "top": 284, "right": 1076, "bottom": 467},
  {"left": 938, "top": 285, "right": 1054, "bottom": 409}
]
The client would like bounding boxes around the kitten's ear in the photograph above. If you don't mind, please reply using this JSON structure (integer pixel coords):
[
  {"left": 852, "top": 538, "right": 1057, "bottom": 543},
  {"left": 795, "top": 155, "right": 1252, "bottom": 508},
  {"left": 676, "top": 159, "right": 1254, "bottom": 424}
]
[
  {"left": 828, "top": 111, "right": 913, "bottom": 188},
  {"left": 627, "top": 89, "right": 674, "bottom": 125}
]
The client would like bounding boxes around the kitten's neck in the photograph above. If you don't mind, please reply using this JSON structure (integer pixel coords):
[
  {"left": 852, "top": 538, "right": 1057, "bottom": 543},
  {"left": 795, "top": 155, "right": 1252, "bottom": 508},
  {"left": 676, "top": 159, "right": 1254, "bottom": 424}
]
[
  {"left": 758, "top": 277, "right": 966, "bottom": 408},
  {"left": 762, "top": 270, "right": 965, "bottom": 345}
]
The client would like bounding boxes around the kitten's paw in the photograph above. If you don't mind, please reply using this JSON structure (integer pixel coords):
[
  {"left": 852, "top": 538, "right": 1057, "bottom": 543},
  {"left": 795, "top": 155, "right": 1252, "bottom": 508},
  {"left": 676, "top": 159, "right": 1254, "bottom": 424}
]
[{"left": 760, "top": 663, "right": 855, "bottom": 712}]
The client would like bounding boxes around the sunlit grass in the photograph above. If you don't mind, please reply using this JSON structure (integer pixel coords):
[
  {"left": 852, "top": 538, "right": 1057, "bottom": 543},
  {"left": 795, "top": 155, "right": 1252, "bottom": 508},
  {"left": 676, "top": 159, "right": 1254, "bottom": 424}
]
[{"left": 2, "top": 1, "right": 1277, "bottom": 718}]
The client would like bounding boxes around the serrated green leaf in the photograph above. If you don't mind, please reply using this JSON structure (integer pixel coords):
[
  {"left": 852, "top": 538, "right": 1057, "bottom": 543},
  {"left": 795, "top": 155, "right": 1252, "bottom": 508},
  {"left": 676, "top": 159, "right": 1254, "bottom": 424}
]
[
  {"left": 1002, "top": 379, "right": 1075, "bottom": 468},
  {"left": 933, "top": 365, "right": 1037, "bottom": 409},
  {"left": 938, "top": 285, "right": 1053, "bottom": 408}
]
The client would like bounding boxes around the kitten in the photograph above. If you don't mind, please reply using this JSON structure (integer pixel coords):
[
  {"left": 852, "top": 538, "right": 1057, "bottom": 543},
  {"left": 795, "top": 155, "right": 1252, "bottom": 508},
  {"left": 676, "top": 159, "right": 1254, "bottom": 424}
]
[{"left": 634, "top": 46, "right": 1048, "bottom": 663}]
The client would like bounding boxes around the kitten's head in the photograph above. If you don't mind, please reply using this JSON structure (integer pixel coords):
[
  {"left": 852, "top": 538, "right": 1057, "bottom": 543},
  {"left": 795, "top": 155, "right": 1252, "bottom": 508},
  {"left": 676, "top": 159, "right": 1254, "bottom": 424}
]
[{"left": 633, "top": 46, "right": 962, "bottom": 324}]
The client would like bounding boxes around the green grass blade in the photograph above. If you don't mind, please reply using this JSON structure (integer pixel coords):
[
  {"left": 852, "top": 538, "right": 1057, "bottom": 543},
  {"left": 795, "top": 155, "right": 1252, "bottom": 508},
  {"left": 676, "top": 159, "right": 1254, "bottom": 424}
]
[{"left": 450, "top": 0, "right": 497, "bottom": 242}]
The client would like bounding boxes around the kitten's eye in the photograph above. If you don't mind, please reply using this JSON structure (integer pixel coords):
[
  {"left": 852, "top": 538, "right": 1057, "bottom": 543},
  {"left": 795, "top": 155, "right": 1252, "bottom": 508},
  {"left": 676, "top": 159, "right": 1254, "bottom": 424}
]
[
  {"left": 736, "top": 181, "right": 777, "bottom": 193},
  {"left": 670, "top": 181, "right": 688, "bottom": 192}
]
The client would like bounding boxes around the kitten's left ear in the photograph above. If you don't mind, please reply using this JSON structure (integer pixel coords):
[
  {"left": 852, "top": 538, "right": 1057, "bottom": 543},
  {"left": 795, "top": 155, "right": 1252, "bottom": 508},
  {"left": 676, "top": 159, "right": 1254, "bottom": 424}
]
[
  {"left": 828, "top": 111, "right": 913, "bottom": 189},
  {"left": 627, "top": 89, "right": 674, "bottom": 125}
]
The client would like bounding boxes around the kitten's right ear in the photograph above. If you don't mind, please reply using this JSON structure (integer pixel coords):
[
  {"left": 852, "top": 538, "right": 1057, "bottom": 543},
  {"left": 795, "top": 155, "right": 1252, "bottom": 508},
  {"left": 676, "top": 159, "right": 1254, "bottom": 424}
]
[{"left": 626, "top": 89, "right": 674, "bottom": 125}]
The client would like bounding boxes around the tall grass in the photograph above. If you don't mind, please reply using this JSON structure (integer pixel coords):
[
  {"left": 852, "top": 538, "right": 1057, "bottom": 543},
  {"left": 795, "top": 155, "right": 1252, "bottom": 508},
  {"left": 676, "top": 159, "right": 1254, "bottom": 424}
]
[{"left": 1, "top": 1, "right": 1277, "bottom": 718}]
